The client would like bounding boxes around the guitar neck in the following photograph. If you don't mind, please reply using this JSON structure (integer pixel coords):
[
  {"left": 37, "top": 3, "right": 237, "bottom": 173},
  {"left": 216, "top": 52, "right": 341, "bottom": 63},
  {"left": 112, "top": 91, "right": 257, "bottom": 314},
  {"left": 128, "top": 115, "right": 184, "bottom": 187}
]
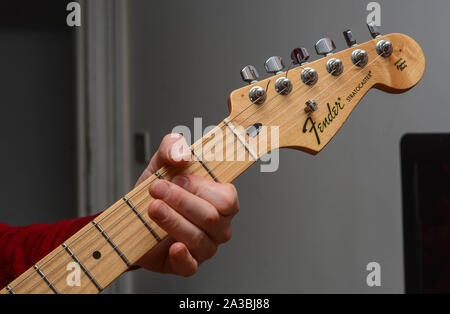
[
  {"left": 1, "top": 30, "right": 426, "bottom": 294},
  {"left": 1, "top": 119, "right": 257, "bottom": 294}
]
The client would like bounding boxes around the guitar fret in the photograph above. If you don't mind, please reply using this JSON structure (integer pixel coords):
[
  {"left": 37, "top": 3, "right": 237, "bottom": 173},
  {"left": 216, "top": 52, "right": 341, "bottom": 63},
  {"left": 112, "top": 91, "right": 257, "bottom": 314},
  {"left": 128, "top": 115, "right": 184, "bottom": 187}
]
[
  {"left": 6, "top": 285, "right": 15, "bottom": 295},
  {"left": 190, "top": 149, "right": 220, "bottom": 182},
  {"left": 223, "top": 118, "right": 258, "bottom": 160},
  {"left": 123, "top": 197, "right": 161, "bottom": 242},
  {"left": 91, "top": 220, "right": 131, "bottom": 267},
  {"left": 62, "top": 243, "right": 103, "bottom": 292},
  {"left": 33, "top": 264, "right": 59, "bottom": 294},
  {"left": 154, "top": 171, "right": 164, "bottom": 179}
]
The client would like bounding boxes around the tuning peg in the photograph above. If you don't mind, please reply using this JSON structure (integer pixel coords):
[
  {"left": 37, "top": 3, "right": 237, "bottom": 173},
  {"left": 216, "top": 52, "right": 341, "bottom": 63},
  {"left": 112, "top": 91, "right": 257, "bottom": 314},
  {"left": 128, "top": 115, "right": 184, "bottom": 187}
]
[
  {"left": 240, "top": 65, "right": 260, "bottom": 84},
  {"left": 367, "top": 22, "right": 382, "bottom": 39},
  {"left": 315, "top": 38, "right": 336, "bottom": 56},
  {"left": 343, "top": 29, "right": 357, "bottom": 47},
  {"left": 291, "top": 47, "right": 310, "bottom": 65},
  {"left": 264, "top": 56, "right": 285, "bottom": 75}
]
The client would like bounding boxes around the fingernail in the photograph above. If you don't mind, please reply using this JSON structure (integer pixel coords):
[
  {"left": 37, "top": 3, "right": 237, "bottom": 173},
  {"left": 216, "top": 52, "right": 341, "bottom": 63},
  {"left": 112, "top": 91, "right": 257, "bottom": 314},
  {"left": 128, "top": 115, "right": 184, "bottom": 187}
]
[
  {"left": 174, "top": 246, "right": 186, "bottom": 259},
  {"left": 171, "top": 149, "right": 190, "bottom": 163},
  {"left": 150, "top": 201, "right": 168, "bottom": 221},
  {"left": 149, "top": 180, "right": 169, "bottom": 199},
  {"left": 170, "top": 138, "right": 191, "bottom": 162},
  {"left": 172, "top": 176, "right": 189, "bottom": 189}
]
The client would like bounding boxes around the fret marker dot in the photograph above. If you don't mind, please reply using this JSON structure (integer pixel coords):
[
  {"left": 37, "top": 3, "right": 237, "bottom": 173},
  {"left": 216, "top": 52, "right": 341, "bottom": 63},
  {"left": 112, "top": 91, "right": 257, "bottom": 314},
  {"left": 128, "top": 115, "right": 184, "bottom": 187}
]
[{"left": 93, "top": 251, "right": 101, "bottom": 260}]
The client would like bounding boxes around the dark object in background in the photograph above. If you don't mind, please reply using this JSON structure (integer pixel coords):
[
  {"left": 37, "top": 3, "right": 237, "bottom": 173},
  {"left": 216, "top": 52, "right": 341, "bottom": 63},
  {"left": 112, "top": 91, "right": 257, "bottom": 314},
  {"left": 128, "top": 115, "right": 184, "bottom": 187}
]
[
  {"left": 401, "top": 134, "right": 450, "bottom": 294},
  {"left": 0, "top": 1, "right": 68, "bottom": 30},
  {"left": 0, "top": 1, "right": 77, "bottom": 225}
]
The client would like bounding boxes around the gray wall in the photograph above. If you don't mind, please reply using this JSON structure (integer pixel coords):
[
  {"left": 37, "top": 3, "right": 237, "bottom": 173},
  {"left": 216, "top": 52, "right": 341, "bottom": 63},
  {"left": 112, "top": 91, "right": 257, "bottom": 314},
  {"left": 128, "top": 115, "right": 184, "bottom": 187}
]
[{"left": 125, "top": 0, "right": 447, "bottom": 293}]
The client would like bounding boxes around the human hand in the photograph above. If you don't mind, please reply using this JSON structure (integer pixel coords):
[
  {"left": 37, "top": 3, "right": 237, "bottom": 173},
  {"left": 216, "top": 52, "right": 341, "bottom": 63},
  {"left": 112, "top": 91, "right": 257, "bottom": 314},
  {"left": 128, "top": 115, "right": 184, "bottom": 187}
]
[{"left": 135, "top": 134, "right": 239, "bottom": 277}]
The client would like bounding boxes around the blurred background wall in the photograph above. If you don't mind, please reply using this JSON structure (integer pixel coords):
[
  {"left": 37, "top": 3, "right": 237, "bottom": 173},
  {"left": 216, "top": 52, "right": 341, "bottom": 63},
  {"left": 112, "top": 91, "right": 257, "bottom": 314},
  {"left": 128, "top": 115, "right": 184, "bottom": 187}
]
[{"left": 0, "top": 0, "right": 448, "bottom": 293}]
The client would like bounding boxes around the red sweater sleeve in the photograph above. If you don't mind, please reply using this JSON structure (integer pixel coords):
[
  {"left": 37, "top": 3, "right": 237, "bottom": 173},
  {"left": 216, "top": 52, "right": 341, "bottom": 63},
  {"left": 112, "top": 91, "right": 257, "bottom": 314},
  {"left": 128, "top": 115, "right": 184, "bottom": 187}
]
[{"left": 0, "top": 214, "right": 100, "bottom": 288}]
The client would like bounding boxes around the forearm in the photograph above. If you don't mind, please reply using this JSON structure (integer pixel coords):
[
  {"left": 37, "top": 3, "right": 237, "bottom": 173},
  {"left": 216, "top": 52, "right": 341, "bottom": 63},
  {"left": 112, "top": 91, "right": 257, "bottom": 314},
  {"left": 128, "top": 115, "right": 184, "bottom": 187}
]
[{"left": 0, "top": 214, "right": 99, "bottom": 288}]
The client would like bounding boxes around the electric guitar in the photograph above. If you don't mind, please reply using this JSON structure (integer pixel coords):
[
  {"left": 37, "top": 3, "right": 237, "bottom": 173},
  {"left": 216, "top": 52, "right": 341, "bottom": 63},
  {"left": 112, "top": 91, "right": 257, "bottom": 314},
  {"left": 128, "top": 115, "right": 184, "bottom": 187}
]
[{"left": 1, "top": 23, "right": 425, "bottom": 294}]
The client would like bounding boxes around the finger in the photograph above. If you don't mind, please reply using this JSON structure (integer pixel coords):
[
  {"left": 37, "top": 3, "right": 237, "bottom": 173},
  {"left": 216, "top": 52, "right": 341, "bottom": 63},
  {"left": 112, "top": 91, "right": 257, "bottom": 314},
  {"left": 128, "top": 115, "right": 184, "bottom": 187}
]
[
  {"left": 149, "top": 133, "right": 191, "bottom": 172},
  {"left": 134, "top": 236, "right": 174, "bottom": 269},
  {"left": 148, "top": 199, "right": 218, "bottom": 262},
  {"left": 136, "top": 134, "right": 191, "bottom": 186},
  {"left": 168, "top": 242, "right": 198, "bottom": 277},
  {"left": 172, "top": 175, "right": 239, "bottom": 217},
  {"left": 149, "top": 179, "right": 230, "bottom": 242}
]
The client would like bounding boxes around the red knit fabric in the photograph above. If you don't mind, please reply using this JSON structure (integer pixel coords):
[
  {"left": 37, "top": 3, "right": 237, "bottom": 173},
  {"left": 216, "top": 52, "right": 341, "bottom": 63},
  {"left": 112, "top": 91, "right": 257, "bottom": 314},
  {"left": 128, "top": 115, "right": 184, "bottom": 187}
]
[{"left": 0, "top": 214, "right": 100, "bottom": 288}]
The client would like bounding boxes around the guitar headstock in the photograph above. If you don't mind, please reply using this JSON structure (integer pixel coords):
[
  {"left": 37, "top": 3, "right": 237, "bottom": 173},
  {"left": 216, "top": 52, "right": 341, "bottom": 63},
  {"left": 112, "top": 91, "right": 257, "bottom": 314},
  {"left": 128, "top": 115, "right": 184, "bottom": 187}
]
[{"left": 228, "top": 24, "right": 425, "bottom": 156}]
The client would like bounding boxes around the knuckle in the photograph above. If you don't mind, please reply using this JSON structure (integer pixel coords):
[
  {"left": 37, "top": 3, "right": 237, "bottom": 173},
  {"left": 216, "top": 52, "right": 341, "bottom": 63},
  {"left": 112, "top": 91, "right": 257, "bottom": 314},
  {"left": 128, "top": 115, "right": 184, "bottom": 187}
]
[
  {"left": 204, "top": 211, "right": 220, "bottom": 228},
  {"left": 164, "top": 215, "right": 177, "bottom": 229},
  {"left": 165, "top": 184, "right": 177, "bottom": 202},
  {"left": 219, "top": 184, "right": 238, "bottom": 211},
  {"left": 165, "top": 184, "right": 184, "bottom": 209},
  {"left": 192, "top": 232, "right": 208, "bottom": 252}
]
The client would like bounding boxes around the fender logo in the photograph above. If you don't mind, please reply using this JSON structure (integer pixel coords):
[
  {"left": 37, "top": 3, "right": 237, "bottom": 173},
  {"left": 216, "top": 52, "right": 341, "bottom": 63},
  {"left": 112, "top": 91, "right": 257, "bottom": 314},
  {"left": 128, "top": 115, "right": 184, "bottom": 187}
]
[
  {"left": 302, "top": 98, "right": 345, "bottom": 145},
  {"left": 302, "top": 71, "right": 373, "bottom": 145}
]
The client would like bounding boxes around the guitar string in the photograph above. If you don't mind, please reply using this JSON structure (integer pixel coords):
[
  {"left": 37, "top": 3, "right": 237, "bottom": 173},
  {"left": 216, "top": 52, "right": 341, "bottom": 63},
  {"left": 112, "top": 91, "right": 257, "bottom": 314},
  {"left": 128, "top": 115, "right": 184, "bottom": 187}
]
[
  {"left": 89, "top": 51, "right": 389, "bottom": 279},
  {"left": 140, "top": 59, "right": 347, "bottom": 180},
  {"left": 19, "top": 58, "right": 349, "bottom": 293},
  {"left": 11, "top": 46, "right": 380, "bottom": 294},
  {"left": 24, "top": 53, "right": 385, "bottom": 295},
  {"left": 184, "top": 48, "right": 384, "bottom": 179},
  {"left": 86, "top": 52, "right": 390, "bottom": 282},
  {"left": 22, "top": 93, "right": 294, "bottom": 294},
  {"left": 30, "top": 133, "right": 254, "bottom": 294},
  {"left": 27, "top": 47, "right": 386, "bottom": 294},
  {"left": 6, "top": 54, "right": 321, "bottom": 293},
  {"left": 4, "top": 78, "right": 285, "bottom": 293},
  {"left": 54, "top": 149, "right": 255, "bottom": 294},
  {"left": 175, "top": 46, "right": 387, "bottom": 180},
  {"left": 7, "top": 77, "right": 289, "bottom": 294},
  {"left": 7, "top": 46, "right": 382, "bottom": 294}
]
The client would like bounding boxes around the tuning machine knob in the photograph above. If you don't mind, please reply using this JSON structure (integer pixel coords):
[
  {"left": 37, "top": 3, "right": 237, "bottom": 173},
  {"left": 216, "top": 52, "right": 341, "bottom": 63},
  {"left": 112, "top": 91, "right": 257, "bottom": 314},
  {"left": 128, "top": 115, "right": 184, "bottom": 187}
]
[
  {"left": 315, "top": 38, "right": 336, "bottom": 56},
  {"left": 249, "top": 86, "right": 267, "bottom": 105},
  {"left": 367, "top": 22, "right": 382, "bottom": 39},
  {"left": 301, "top": 68, "right": 318, "bottom": 86},
  {"left": 240, "top": 65, "right": 266, "bottom": 104},
  {"left": 264, "top": 56, "right": 285, "bottom": 75},
  {"left": 240, "top": 65, "right": 260, "bottom": 84},
  {"left": 367, "top": 23, "right": 392, "bottom": 58},
  {"left": 264, "top": 56, "right": 292, "bottom": 95},
  {"left": 376, "top": 40, "right": 393, "bottom": 57},
  {"left": 291, "top": 47, "right": 310, "bottom": 65},
  {"left": 351, "top": 49, "right": 369, "bottom": 67},
  {"left": 343, "top": 29, "right": 357, "bottom": 47},
  {"left": 274, "top": 77, "right": 293, "bottom": 95},
  {"left": 326, "top": 58, "right": 344, "bottom": 76},
  {"left": 292, "top": 48, "right": 317, "bottom": 86}
]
